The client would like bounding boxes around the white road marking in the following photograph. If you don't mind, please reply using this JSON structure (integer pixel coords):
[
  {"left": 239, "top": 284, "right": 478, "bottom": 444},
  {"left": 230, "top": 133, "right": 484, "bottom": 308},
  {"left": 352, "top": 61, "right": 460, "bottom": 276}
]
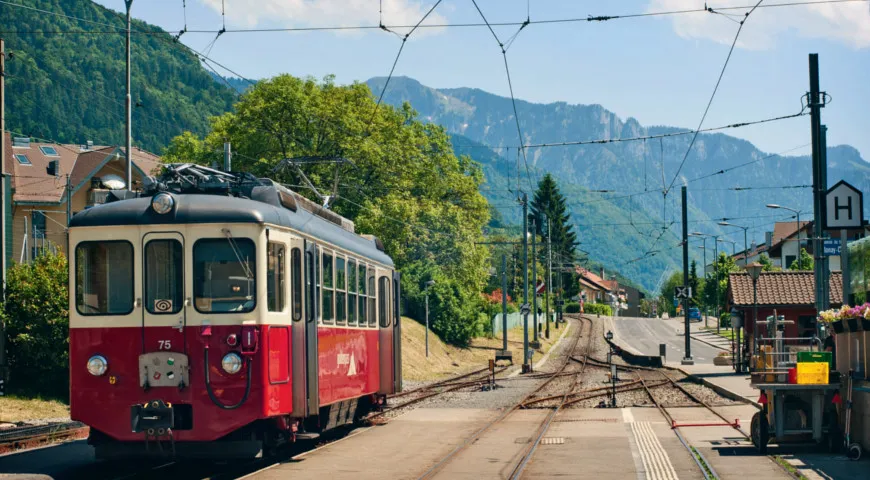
[
  {"left": 622, "top": 407, "right": 635, "bottom": 423},
  {"left": 630, "top": 421, "right": 680, "bottom": 480}
]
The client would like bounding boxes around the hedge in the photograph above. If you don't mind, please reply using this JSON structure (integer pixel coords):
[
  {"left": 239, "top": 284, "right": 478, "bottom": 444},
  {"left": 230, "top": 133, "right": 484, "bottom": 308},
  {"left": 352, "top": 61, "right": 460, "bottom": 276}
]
[{"left": 584, "top": 303, "right": 613, "bottom": 316}]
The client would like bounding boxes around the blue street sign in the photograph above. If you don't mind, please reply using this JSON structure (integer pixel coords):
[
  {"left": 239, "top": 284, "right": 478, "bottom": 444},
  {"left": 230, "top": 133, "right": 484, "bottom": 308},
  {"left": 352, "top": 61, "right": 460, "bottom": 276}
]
[
  {"left": 823, "top": 239, "right": 841, "bottom": 256},
  {"left": 673, "top": 298, "right": 679, "bottom": 307}
]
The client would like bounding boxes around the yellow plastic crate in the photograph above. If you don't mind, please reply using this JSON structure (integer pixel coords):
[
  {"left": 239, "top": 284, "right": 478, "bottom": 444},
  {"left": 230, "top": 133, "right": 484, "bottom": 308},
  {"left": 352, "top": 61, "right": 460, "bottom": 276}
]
[{"left": 796, "top": 362, "right": 829, "bottom": 385}]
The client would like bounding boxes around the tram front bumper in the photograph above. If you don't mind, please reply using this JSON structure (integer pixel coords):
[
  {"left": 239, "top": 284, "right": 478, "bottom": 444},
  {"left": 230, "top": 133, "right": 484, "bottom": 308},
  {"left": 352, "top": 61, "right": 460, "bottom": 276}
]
[{"left": 131, "top": 399, "right": 174, "bottom": 434}]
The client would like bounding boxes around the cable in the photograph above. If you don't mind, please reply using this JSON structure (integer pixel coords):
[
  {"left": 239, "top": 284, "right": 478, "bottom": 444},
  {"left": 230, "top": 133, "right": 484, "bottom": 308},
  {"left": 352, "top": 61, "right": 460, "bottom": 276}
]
[
  {"left": 469, "top": 0, "right": 534, "bottom": 192},
  {"left": 454, "top": 112, "right": 807, "bottom": 151},
  {"left": 686, "top": 143, "right": 811, "bottom": 183},
  {"left": 664, "top": 0, "right": 765, "bottom": 194},
  {"left": 5, "top": 0, "right": 865, "bottom": 35}
]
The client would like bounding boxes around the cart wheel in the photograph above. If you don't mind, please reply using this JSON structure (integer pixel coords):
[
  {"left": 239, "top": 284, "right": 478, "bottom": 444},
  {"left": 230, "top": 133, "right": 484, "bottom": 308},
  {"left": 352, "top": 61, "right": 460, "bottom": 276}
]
[
  {"left": 751, "top": 411, "right": 769, "bottom": 454},
  {"left": 848, "top": 443, "right": 862, "bottom": 461}
]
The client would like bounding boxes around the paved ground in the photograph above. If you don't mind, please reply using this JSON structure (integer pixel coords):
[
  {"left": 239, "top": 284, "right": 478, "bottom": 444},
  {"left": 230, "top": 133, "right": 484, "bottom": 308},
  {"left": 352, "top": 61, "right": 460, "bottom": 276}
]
[{"left": 607, "top": 316, "right": 723, "bottom": 364}]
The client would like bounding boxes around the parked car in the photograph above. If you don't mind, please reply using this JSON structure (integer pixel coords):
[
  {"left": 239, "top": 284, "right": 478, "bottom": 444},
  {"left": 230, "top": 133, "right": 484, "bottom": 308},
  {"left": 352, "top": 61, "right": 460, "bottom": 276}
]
[{"left": 689, "top": 307, "right": 702, "bottom": 322}]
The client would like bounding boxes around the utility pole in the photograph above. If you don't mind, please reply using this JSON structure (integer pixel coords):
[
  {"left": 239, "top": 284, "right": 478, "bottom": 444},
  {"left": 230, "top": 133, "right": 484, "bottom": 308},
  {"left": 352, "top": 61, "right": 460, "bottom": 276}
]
[
  {"left": 713, "top": 238, "right": 720, "bottom": 334},
  {"left": 531, "top": 219, "right": 539, "bottom": 349},
  {"left": 0, "top": 37, "right": 7, "bottom": 387},
  {"left": 521, "top": 193, "right": 530, "bottom": 373},
  {"left": 501, "top": 255, "right": 508, "bottom": 353},
  {"left": 820, "top": 125, "right": 830, "bottom": 312},
  {"left": 681, "top": 186, "right": 693, "bottom": 365},
  {"left": 124, "top": 0, "right": 133, "bottom": 189},
  {"left": 808, "top": 54, "right": 827, "bottom": 317},
  {"left": 224, "top": 141, "right": 232, "bottom": 172},
  {"left": 545, "top": 221, "right": 552, "bottom": 338}
]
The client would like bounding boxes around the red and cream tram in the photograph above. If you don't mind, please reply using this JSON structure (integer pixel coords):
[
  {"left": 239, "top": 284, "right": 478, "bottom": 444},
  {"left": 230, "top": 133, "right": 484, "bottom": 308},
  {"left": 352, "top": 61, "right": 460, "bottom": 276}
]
[{"left": 68, "top": 165, "right": 401, "bottom": 458}]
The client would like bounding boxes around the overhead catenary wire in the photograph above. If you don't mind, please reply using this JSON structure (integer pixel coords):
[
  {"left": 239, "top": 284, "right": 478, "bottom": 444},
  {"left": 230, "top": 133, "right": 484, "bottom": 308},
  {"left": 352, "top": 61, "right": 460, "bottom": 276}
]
[
  {"left": 664, "top": 0, "right": 765, "bottom": 194},
  {"left": 4, "top": 0, "right": 865, "bottom": 35}
]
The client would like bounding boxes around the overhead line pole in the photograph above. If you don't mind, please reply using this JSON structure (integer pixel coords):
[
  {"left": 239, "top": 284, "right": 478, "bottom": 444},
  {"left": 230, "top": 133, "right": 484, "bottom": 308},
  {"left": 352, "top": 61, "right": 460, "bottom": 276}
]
[
  {"left": 522, "top": 192, "right": 530, "bottom": 373},
  {"left": 531, "top": 218, "right": 539, "bottom": 348},
  {"left": 124, "top": 0, "right": 133, "bottom": 189},
  {"left": 808, "top": 54, "right": 827, "bottom": 317},
  {"left": 0, "top": 37, "right": 7, "bottom": 387},
  {"left": 681, "top": 185, "right": 693, "bottom": 365},
  {"left": 546, "top": 220, "right": 552, "bottom": 339}
]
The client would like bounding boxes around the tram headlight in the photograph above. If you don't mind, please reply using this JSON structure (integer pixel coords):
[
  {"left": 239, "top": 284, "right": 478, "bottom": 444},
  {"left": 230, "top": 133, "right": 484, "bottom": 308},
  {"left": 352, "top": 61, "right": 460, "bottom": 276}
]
[
  {"left": 151, "top": 192, "right": 174, "bottom": 214},
  {"left": 221, "top": 352, "right": 243, "bottom": 375},
  {"left": 87, "top": 355, "right": 108, "bottom": 376}
]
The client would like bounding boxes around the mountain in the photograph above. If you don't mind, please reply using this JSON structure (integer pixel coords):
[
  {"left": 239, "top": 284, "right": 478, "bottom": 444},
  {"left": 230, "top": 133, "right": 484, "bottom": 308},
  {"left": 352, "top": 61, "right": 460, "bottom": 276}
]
[
  {"left": 0, "top": 0, "right": 237, "bottom": 153},
  {"left": 370, "top": 76, "right": 870, "bottom": 291}
]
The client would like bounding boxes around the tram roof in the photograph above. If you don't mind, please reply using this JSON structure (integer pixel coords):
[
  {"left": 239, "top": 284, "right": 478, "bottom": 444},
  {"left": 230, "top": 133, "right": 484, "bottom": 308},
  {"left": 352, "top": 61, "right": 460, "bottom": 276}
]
[{"left": 69, "top": 193, "right": 394, "bottom": 267}]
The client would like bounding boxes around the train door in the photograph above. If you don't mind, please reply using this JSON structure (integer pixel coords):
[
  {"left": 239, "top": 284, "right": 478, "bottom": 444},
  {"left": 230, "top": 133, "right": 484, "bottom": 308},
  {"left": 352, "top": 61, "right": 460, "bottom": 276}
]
[
  {"left": 141, "top": 232, "right": 186, "bottom": 354},
  {"left": 392, "top": 271, "right": 402, "bottom": 393},
  {"left": 290, "top": 239, "right": 308, "bottom": 417},
  {"left": 304, "top": 242, "right": 320, "bottom": 414},
  {"left": 378, "top": 272, "right": 394, "bottom": 394},
  {"left": 140, "top": 232, "right": 188, "bottom": 385}
]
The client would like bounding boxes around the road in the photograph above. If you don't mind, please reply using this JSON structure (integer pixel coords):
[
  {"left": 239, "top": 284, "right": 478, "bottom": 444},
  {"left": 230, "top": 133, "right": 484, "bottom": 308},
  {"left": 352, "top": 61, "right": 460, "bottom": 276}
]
[{"left": 608, "top": 315, "right": 724, "bottom": 364}]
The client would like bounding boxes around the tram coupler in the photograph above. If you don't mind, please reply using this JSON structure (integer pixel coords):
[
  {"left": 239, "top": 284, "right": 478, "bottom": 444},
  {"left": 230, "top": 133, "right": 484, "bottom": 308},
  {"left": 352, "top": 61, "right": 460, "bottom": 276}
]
[{"left": 143, "top": 427, "right": 176, "bottom": 456}]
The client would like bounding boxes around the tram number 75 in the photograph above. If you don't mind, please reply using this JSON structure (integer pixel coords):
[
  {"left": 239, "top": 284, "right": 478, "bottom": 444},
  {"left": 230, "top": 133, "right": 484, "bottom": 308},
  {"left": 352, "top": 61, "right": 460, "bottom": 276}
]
[{"left": 158, "top": 340, "right": 172, "bottom": 350}]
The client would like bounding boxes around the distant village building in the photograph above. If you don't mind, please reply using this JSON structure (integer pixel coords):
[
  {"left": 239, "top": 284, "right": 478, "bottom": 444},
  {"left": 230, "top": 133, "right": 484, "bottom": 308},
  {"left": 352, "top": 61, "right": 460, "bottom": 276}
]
[{"left": 3, "top": 133, "right": 161, "bottom": 262}]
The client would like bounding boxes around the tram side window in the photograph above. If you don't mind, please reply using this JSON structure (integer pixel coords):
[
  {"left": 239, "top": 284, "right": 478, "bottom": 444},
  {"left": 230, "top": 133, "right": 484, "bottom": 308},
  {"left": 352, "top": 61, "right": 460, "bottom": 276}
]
[
  {"left": 292, "top": 248, "right": 302, "bottom": 321},
  {"left": 336, "top": 256, "right": 347, "bottom": 324},
  {"left": 267, "top": 242, "right": 286, "bottom": 312},
  {"left": 368, "top": 269, "right": 376, "bottom": 327},
  {"left": 378, "top": 276, "right": 390, "bottom": 327},
  {"left": 194, "top": 238, "right": 256, "bottom": 313},
  {"left": 145, "top": 239, "right": 183, "bottom": 314},
  {"left": 348, "top": 259, "right": 357, "bottom": 326},
  {"left": 322, "top": 251, "right": 334, "bottom": 323},
  {"left": 75, "top": 241, "right": 134, "bottom": 315},
  {"left": 358, "top": 263, "right": 367, "bottom": 326}
]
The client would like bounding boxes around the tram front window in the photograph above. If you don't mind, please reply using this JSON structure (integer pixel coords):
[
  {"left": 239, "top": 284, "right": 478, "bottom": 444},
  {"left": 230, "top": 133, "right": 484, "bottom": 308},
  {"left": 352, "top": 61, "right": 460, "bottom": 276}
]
[
  {"left": 75, "top": 241, "right": 134, "bottom": 315},
  {"left": 194, "top": 238, "right": 256, "bottom": 313}
]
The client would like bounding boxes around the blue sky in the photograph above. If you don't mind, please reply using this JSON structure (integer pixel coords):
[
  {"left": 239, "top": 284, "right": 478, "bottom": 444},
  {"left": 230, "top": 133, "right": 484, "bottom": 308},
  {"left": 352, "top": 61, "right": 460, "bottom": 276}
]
[{"left": 94, "top": 0, "right": 870, "bottom": 160}]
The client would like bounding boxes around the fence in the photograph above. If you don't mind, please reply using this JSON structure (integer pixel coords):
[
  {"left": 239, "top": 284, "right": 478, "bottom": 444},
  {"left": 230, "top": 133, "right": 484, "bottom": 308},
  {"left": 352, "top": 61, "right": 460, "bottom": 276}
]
[{"left": 491, "top": 312, "right": 555, "bottom": 335}]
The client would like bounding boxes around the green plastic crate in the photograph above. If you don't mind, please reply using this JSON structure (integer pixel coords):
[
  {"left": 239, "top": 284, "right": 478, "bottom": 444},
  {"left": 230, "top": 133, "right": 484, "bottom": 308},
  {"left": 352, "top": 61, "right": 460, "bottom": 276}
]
[{"left": 797, "top": 351, "right": 832, "bottom": 368}]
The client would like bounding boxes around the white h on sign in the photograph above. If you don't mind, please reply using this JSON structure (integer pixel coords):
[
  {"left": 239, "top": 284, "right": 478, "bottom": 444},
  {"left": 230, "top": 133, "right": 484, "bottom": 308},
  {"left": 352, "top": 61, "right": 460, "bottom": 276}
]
[{"left": 826, "top": 180, "right": 864, "bottom": 230}]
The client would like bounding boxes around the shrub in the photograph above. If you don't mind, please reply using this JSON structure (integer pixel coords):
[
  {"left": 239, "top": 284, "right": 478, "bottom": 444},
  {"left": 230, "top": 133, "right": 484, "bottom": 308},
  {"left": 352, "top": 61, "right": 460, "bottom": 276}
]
[
  {"left": 584, "top": 303, "right": 613, "bottom": 316},
  {"left": 2, "top": 252, "right": 70, "bottom": 399},
  {"left": 719, "top": 312, "right": 732, "bottom": 329},
  {"left": 565, "top": 302, "right": 581, "bottom": 313}
]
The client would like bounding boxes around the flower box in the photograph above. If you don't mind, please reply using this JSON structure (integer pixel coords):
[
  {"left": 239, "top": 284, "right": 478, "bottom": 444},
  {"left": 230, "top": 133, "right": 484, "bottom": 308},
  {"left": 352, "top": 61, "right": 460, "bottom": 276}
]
[
  {"left": 831, "top": 320, "right": 845, "bottom": 334},
  {"left": 847, "top": 318, "right": 860, "bottom": 332},
  {"left": 713, "top": 355, "right": 733, "bottom": 366}
]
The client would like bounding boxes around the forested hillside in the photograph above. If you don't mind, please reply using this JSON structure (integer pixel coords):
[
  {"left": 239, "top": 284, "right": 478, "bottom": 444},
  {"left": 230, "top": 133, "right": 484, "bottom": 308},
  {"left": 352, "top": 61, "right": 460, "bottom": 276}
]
[{"left": 0, "top": 0, "right": 236, "bottom": 152}]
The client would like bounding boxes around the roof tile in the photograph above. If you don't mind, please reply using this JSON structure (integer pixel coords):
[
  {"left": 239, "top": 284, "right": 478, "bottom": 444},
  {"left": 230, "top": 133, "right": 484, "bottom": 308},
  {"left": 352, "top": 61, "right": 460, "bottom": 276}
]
[{"left": 729, "top": 271, "right": 842, "bottom": 307}]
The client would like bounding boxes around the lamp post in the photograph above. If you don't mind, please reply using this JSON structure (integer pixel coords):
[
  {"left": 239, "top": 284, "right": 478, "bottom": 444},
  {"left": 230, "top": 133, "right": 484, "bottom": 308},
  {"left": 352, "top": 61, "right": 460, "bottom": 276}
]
[
  {"left": 746, "top": 262, "right": 763, "bottom": 370},
  {"left": 605, "top": 330, "right": 616, "bottom": 407},
  {"left": 718, "top": 238, "right": 737, "bottom": 257},
  {"left": 719, "top": 222, "right": 751, "bottom": 266},
  {"left": 424, "top": 280, "right": 436, "bottom": 358}
]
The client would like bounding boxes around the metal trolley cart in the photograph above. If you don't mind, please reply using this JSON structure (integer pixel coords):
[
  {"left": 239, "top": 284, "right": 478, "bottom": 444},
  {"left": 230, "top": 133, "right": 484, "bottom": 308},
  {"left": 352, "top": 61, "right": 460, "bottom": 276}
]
[{"left": 749, "top": 322, "right": 841, "bottom": 453}]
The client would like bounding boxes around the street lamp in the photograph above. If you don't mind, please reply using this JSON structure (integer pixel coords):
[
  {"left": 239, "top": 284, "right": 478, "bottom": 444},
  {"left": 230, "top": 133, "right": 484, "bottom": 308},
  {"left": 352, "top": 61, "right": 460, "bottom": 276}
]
[
  {"left": 425, "top": 280, "right": 436, "bottom": 358},
  {"left": 745, "top": 262, "right": 763, "bottom": 370},
  {"left": 605, "top": 330, "right": 616, "bottom": 407},
  {"left": 719, "top": 222, "right": 751, "bottom": 266},
  {"left": 767, "top": 204, "right": 802, "bottom": 248}
]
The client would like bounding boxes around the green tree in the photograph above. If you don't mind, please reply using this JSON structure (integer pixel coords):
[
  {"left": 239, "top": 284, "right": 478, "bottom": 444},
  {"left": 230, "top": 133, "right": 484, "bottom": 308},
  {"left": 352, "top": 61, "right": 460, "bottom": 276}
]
[
  {"left": 660, "top": 271, "right": 683, "bottom": 316},
  {"left": 701, "top": 252, "right": 741, "bottom": 315},
  {"left": 2, "top": 252, "right": 69, "bottom": 399},
  {"left": 789, "top": 248, "right": 814, "bottom": 271},
  {"left": 167, "top": 75, "right": 490, "bottom": 345},
  {"left": 529, "top": 174, "right": 579, "bottom": 264},
  {"left": 758, "top": 253, "right": 778, "bottom": 272},
  {"left": 689, "top": 260, "right": 705, "bottom": 307}
]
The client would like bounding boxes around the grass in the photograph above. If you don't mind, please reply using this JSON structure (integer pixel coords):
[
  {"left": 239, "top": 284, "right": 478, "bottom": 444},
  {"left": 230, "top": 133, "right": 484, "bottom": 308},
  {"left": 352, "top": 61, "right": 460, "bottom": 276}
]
[
  {"left": 401, "top": 316, "right": 563, "bottom": 381},
  {"left": 690, "top": 446, "right": 717, "bottom": 479},
  {"left": 772, "top": 455, "right": 810, "bottom": 480},
  {"left": 0, "top": 395, "right": 69, "bottom": 424}
]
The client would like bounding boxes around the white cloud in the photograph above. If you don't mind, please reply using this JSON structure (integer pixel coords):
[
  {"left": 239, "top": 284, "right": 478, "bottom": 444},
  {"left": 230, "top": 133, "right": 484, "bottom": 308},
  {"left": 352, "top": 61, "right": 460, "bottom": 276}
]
[
  {"left": 648, "top": 0, "right": 870, "bottom": 49},
  {"left": 199, "top": 0, "right": 447, "bottom": 36}
]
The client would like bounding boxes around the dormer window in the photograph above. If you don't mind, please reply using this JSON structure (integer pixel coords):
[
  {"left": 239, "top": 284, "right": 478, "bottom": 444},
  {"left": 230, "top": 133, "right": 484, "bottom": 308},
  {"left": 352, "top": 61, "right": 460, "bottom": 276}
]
[{"left": 39, "top": 146, "right": 59, "bottom": 157}]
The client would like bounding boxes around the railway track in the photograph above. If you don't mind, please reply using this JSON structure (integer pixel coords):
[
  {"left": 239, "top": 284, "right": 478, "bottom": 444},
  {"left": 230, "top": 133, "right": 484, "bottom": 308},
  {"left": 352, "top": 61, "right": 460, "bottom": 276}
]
[
  {"left": 0, "top": 422, "right": 89, "bottom": 454},
  {"left": 416, "top": 315, "right": 592, "bottom": 480}
]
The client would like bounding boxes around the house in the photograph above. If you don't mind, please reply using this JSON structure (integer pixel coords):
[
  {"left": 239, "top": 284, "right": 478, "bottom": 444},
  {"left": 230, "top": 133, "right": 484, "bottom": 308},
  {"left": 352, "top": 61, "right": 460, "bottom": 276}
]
[
  {"left": 727, "top": 270, "right": 843, "bottom": 342},
  {"left": 621, "top": 284, "right": 645, "bottom": 317},
  {"left": 3, "top": 133, "right": 162, "bottom": 262},
  {"left": 576, "top": 267, "right": 611, "bottom": 304}
]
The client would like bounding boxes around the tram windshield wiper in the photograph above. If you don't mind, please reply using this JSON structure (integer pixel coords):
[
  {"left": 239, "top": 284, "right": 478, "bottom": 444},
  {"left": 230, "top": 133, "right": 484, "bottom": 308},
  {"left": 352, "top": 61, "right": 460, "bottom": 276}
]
[{"left": 221, "top": 228, "right": 254, "bottom": 280}]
